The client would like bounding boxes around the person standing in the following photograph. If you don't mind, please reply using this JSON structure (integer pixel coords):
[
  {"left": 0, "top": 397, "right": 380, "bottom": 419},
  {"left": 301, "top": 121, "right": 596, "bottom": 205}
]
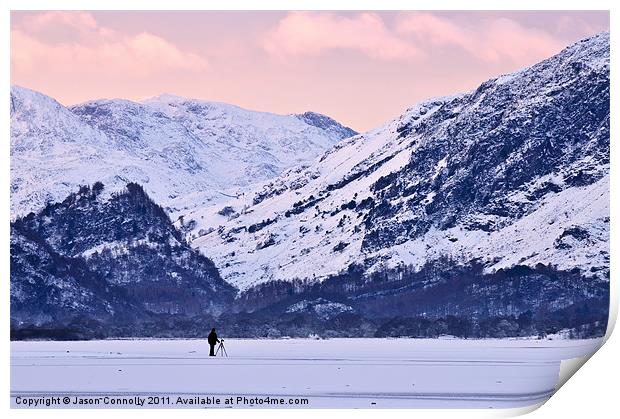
[{"left": 207, "top": 328, "right": 220, "bottom": 356}]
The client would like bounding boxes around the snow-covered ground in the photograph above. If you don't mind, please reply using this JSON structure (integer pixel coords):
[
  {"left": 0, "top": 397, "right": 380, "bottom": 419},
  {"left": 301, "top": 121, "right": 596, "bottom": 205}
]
[{"left": 10, "top": 338, "right": 602, "bottom": 408}]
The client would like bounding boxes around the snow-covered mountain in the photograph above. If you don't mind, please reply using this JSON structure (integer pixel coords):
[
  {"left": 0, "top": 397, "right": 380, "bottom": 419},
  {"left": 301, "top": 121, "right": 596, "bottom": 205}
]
[
  {"left": 10, "top": 88, "right": 357, "bottom": 219},
  {"left": 9, "top": 32, "right": 610, "bottom": 340},
  {"left": 11, "top": 182, "right": 236, "bottom": 333},
  {"left": 193, "top": 32, "right": 610, "bottom": 291}
]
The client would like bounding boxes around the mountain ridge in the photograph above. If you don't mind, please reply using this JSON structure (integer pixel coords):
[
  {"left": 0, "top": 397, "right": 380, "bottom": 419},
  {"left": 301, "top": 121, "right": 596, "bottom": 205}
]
[
  {"left": 10, "top": 86, "right": 357, "bottom": 220},
  {"left": 191, "top": 31, "right": 610, "bottom": 290}
]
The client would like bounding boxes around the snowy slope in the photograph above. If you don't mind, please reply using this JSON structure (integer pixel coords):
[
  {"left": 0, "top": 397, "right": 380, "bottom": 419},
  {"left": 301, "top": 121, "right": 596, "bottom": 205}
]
[
  {"left": 10, "top": 183, "right": 236, "bottom": 325},
  {"left": 10, "top": 88, "right": 125, "bottom": 215},
  {"left": 192, "top": 32, "right": 610, "bottom": 290},
  {"left": 10, "top": 88, "right": 356, "bottom": 219}
]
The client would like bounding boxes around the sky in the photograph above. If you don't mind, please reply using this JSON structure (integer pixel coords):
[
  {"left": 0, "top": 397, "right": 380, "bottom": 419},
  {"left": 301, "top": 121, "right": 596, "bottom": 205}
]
[{"left": 10, "top": 11, "right": 609, "bottom": 132}]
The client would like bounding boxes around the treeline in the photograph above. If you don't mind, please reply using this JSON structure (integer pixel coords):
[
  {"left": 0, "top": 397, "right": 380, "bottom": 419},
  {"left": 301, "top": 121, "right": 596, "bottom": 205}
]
[{"left": 11, "top": 301, "right": 608, "bottom": 341}]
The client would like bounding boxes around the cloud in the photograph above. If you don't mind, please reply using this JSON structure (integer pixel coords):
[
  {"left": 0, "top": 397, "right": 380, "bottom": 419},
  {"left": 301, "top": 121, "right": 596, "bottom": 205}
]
[
  {"left": 261, "top": 12, "right": 420, "bottom": 61},
  {"left": 11, "top": 11, "right": 208, "bottom": 78},
  {"left": 396, "top": 13, "right": 565, "bottom": 64},
  {"left": 260, "top": 11, "right": 568, "bottom": 65},
  {"left": 22, "top": 11, "right": 99, "bottom": 33}
]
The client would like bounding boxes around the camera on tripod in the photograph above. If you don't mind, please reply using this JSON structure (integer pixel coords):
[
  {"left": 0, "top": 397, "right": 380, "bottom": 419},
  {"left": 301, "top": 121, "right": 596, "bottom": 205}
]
[{"left": 215, "top": 339, "right": 228, "bottom": 357}]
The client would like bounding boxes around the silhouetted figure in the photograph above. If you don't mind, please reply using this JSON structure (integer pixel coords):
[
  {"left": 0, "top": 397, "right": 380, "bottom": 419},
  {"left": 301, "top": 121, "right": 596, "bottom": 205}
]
[{"left": 207, "top": 328, "right": 220, "bottom": 356}]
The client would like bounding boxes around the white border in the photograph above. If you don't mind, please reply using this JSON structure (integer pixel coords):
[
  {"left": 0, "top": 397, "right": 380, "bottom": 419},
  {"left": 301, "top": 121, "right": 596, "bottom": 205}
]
[{"left": 2, "top": 1, "right": 617, "bottom": 419}]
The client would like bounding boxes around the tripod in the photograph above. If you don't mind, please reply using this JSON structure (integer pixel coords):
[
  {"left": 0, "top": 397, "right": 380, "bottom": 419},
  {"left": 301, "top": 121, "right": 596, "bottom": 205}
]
[{"left": 215, "top": 339, "right": 228, "bottom": 357}]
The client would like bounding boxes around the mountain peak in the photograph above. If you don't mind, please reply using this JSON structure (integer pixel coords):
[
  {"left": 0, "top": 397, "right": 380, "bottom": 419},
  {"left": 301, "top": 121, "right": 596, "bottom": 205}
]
[
  {"left": 295, "top": 111, "right": 358, "bottom": 138},
  {"left": 11, "top": 85, "right": 65, "bottom": 115},
  {"left": 140, "top": 93, "right": 192, "bottom": 105}
]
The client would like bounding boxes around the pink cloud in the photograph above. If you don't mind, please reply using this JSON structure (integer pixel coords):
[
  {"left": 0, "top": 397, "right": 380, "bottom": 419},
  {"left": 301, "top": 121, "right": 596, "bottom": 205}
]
[
  {"left": 396, "top": 13, "right": 565, "bottom": 64},
  {"left": 262, "top": 12, "right": 420, "bottom": 61},
  {"left": 24, "top": 11, "right": 99, "bottom": 32},
  {"left": 11, "top": 11, "right": 208, "bottom": 79}
]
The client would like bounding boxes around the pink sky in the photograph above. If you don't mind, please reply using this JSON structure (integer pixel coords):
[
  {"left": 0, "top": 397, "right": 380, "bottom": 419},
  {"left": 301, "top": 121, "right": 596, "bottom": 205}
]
[{"left": 10, "top": 11, "right": 609, "bottom": 132}]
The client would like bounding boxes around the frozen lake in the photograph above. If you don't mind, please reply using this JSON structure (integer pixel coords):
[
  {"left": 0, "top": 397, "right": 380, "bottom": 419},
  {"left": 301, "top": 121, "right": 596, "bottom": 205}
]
[{"left": 10, "top": 338, "right": 602, "bottom": 409}]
